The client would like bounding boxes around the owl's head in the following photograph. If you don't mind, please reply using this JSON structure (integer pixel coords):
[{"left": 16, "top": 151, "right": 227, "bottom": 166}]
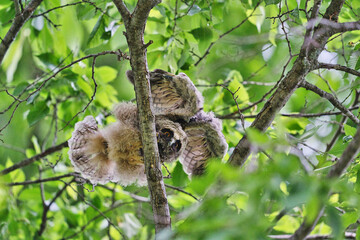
[{"left": 156, "top": 118, "right": 187, "bottom": 162}]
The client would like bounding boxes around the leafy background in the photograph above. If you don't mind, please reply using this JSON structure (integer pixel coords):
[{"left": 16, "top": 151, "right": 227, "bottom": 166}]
[{"left": 1, "top": 0, "right": 360, "bottom": 239}]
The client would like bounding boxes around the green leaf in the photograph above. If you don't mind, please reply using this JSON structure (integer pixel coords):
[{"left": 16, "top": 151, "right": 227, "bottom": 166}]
[
  {"left": 88, "top": 15, "right": 104, "bottom": 44},
  {"left": 355, "top": 57, "right": 360, "bottom": 70},
  {"left": 273, "top": 215, "right": 300, "bottom": 233},
  {"left": 344, "top": 124, "right": 357, "bottom": 137},
  {"left": 265, "top": 0, "right": 281, "bottom": 5},
  {"left": 326, "top": 206, "right": 342, "bottom": 238},
  {"left": 247, "top": 6, "right": 265, "bottom": 32},
  {"left": 13, "top": 82, "right": 28, "bottom": 96},
  {"left": 95, "top": 66, "right": 117, "bottom": 83},
  {"left": 62, "top": 208, "right": 79, "bottom": 228},
  {"left": 77, "top": 78, "right": 93, "bottom": 98},
  {"left": 27, "top": 101, "right": 49, "bottom": 126},
  {"left": 26, "top": 91, "right": 40, "bottom": 104},
  {"left": 172, "top": 162, "right": 189, "bottom": 187},
  {"left": 247, "top": 128, "right": 269, "bottom": 145}
]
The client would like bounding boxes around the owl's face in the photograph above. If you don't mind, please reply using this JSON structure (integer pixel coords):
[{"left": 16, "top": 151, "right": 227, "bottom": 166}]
[{"left": 156, "top": 119, "right": 187, "bottom": 162}]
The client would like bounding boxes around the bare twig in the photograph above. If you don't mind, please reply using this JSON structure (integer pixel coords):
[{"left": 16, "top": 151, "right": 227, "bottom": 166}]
[
  {"left": 165, "top": 184, "right": 199, "bottom": 201},
  {"left": 7, "top": 172, "right": 81, "bottom": 186},
  {"left": 36, "top": 179, "right": 74, "bottom": 237},
  {"left": 0, "top": 141, "right": 68, "bottom": 175},
  {"left": 194, "top": 1, "right": 262, "bottom": 66},
  {"left": 300, "top": 81, "right": 360, "bottom": 125}
]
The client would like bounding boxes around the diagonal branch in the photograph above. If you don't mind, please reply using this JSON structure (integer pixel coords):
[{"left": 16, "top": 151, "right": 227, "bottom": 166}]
[
  {"left": 112, "top": 0, "right": 131, "bottom": 22},
  {"left": 0, "top": 0, "right": 43, "bottom": 65},
  {"left": 228, "top": 0, "right": 348, "bottom": 167},
  {"left": 300, "top": 81, "right": 360, "bottom": 125},
  {"left": 194, "top": 1, "right": 261, "bottom": 66},
  {"left": 0, "top": 141, "right": 68, "bottom": 175}
]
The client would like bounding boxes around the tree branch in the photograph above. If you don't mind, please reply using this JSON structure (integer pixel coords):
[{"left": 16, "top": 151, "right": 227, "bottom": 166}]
[
  {"left": 316, "top": 62, "right": 360, "bottom": 77},
  {"left": 112, "top": 0, "right": 131, "bottom": 22},
  {"left": 112, "top": 0, "right": 171, "bottom": 233},
  {"left": 0, "top": 0, "right": 43, "bottom": 65},
  {"left": 194, "top": 0, "right": 261, "bottom": 66},
  {"left": 300, "top": 81, "right": 360, "bottom": 125},
  {"left": 7, "top": 172, "right": 80, "bottom": 186},
  {"left": 36, "top": 179, "right": 74, "bottom": 237},
  {"left": 228, "top": 0, "right": 349, "bottom": 167},
  {"left": 0, "top": 141, "right": 68, "bottom": 175}
]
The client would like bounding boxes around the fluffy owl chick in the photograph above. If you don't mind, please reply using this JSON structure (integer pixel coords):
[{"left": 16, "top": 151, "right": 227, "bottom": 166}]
[
  {"left": 68, "top": 103, "right": 189, "bottom": 186},
  {"left": 179, "top": 111, "right": 228, "bottom": 176},
  {"left": 126, "top": 69, "right": 204, "bottom": 120}
]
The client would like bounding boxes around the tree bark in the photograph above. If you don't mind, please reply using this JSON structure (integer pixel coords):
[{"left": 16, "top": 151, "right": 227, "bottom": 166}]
[{"left": 112, "top": 0, "right": 171, "bottom": 233}]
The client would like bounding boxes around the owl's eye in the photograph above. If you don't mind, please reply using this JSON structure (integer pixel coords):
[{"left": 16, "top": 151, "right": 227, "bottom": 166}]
[
  {"left": 160, "top": 128, "right": 173, "bottom": 139},
  {"left": 138, "top": 148, "right": 143, "bottom": 156},
  {"left": 171, "top": 140, "right": 182, "bottom": 152}
]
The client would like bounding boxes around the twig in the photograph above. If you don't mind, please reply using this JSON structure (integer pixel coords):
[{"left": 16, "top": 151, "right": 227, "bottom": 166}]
[
  {"left": 61, "top": 201, "right": 137, "bottom": 240},
  {"left": 36, "top": 179, "right": 74, "bottom": 237},
  {"left": 65, "top": 182, "right": 128, "bottom": 239},
  {"left": 194, "top": 1, "right": 262, "bottom": 66},
  {"left": 0, "top": 141, "right": 68, "bottom": 175},
  {"left": 7, "top": 172, "right": 81, "bottom": 186},
  {"left": 165, "top": 184, "right": 199, "bottom": 201},
  {"left": 300, "top": 81, "right": 360, "bottom": 125}
]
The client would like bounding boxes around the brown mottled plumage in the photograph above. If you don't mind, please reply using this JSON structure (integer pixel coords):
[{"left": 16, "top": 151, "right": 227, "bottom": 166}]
[
  {"left": 126, "top": 69, "right": 204, "bottom": 120},
  {"left": 68, "top": 103, "right": 187, "bottom": 186},
  {"left": 68, "top": 69, "right": 228, "bottom": 186}
]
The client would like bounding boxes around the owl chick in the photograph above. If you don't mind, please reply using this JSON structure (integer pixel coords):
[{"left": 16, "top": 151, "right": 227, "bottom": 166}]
[{"left": 68, "top": 102, "right": 187, "bottom": 186}]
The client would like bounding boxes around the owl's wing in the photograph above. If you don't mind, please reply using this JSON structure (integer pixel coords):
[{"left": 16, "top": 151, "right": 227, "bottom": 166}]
[
  {"left": 179, "top": 111, "right": 228, "bottom": 176},
  {"left": 126, "top": 69, "right": 203, "bottom": 119},
  {"left": 68, "top": 116, "right": 147, "bottom": 186},
  {"left": 68, "top": 116, "right": 117, "bottom": 185}
]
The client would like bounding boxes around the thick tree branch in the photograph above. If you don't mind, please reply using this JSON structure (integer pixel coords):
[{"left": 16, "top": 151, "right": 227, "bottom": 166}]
[
  {"left": 0, "top": 0, "right": 43, "bottom": 65},
  {"left": 0, "top": 141, "right": 68, "bottom": 175},
  {"left": 300, "top": 81, "right": 360, "bottom": 125},
  {"left": 228, "top": 0, "right": 348, "bottom": 167},
  {"left": 112, "top": 0, "right": 131, "bottom": 22},
  {"left": 328, "top": 127, "right": 360, "bottom": 178},
  {"left": 316, "top": 62, "right": 360, "bottom": 77},
  {"left": 112, "top": 0, "right": 171, "bottom": 233}
]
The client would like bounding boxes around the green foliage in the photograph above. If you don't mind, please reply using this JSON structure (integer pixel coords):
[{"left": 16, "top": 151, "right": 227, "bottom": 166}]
[{"left": 1, "top": 0, "right": 360, "bottom": 239}]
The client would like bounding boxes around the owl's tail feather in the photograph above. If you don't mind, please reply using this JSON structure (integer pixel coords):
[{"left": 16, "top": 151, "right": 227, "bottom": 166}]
[{"left": 68, "top": 116, "right": 117, "bottom": 185}]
